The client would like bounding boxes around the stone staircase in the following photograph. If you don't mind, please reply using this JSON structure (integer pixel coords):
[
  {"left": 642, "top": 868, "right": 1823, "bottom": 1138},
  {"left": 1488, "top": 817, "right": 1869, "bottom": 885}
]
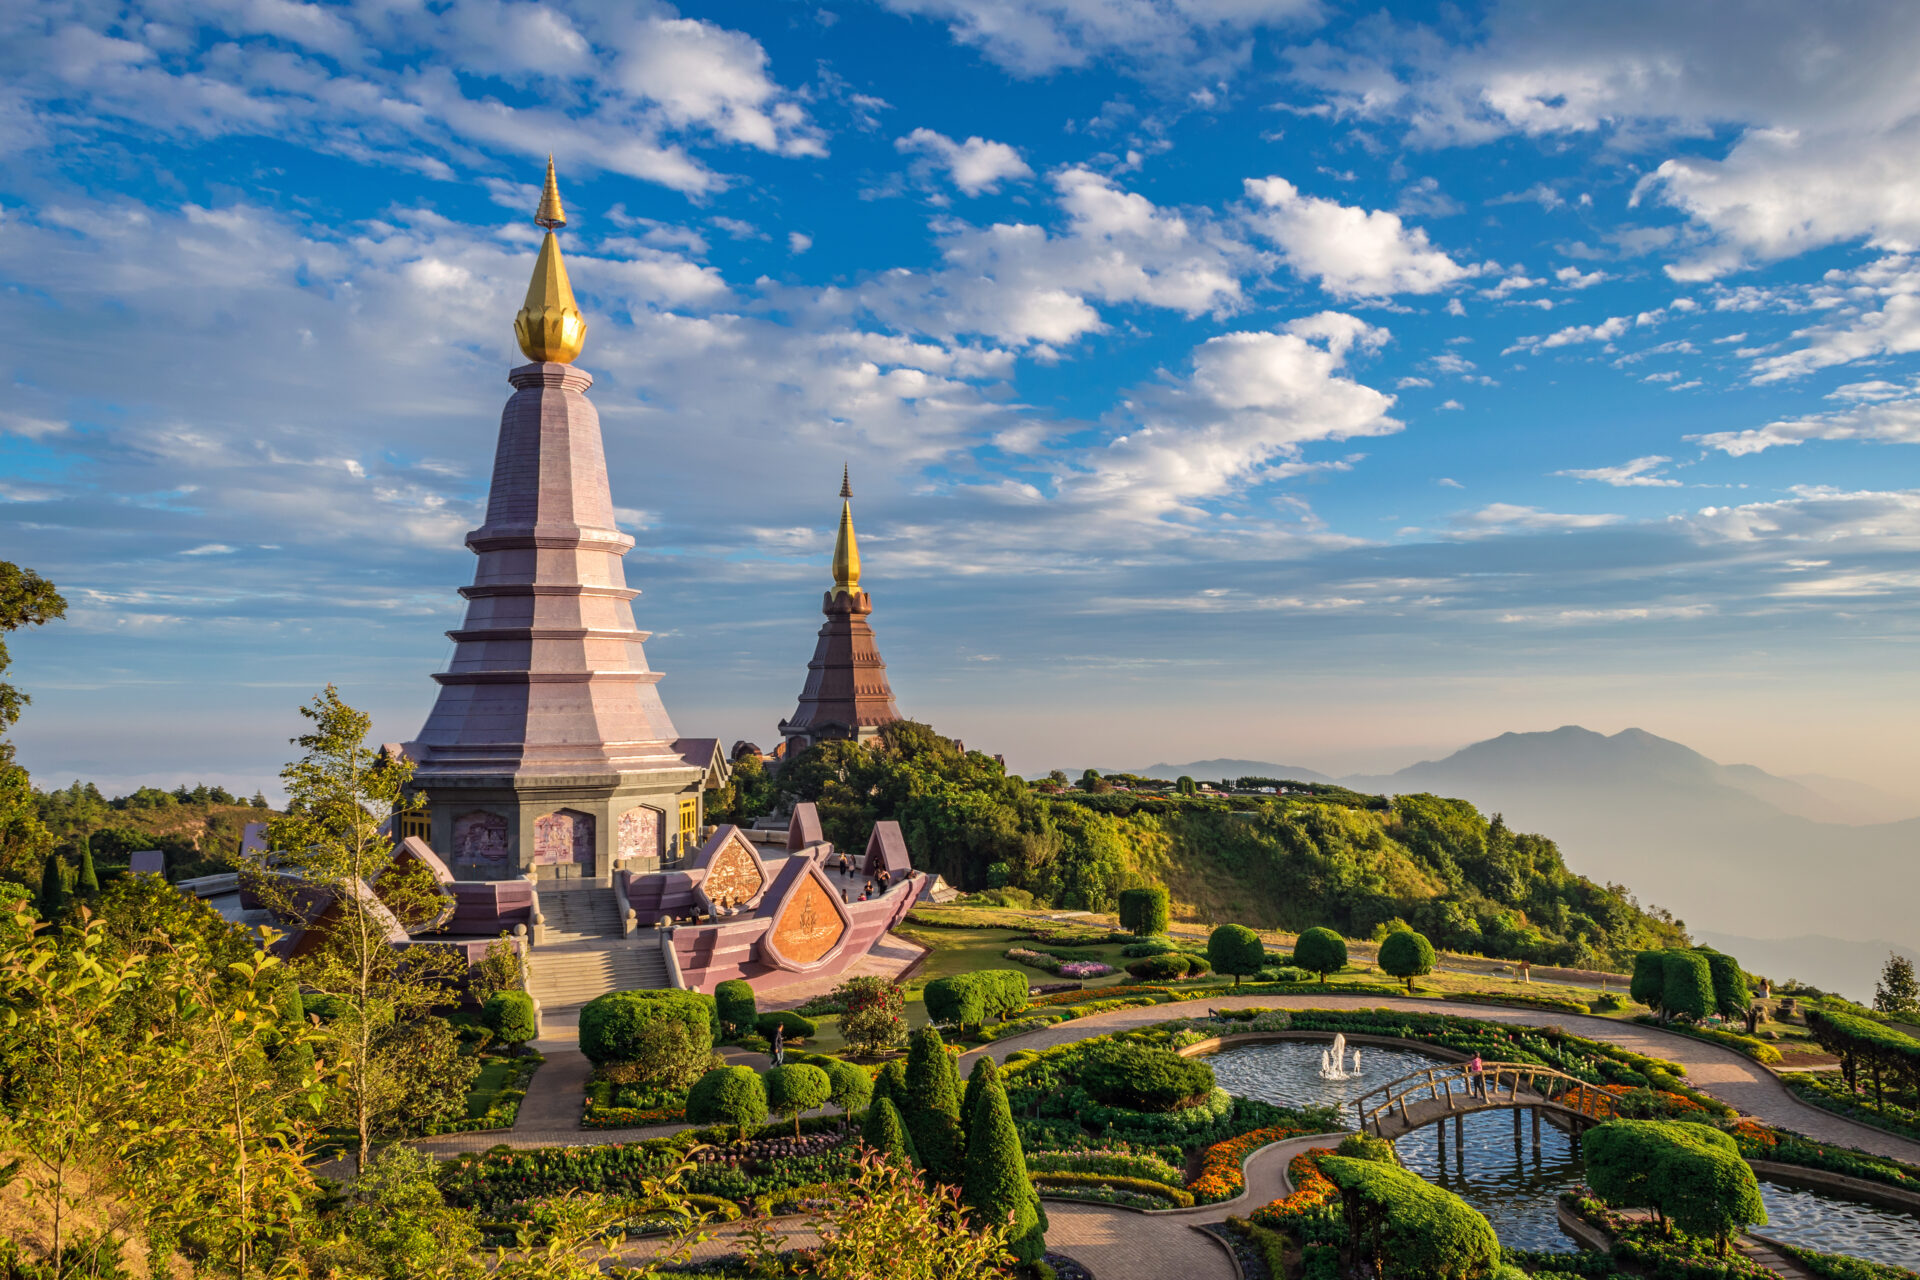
[{"left": 527, "top": 883, "right": 669, "bottom": 1012}]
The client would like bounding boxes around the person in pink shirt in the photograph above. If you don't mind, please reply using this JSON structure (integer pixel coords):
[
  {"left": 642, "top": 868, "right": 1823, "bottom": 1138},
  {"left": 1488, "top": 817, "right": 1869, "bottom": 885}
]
[{"left": 1468, "top": 1053, "right": 1487, "bottom": 1098}]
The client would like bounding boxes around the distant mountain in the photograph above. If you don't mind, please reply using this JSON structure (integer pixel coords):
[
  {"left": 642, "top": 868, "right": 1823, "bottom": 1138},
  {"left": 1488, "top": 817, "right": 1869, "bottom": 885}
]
[
  {"left": 1341, "top": 726, "right": 1920, "bottom": 964},
  {"left": 1694, "top": 931, "right": 1920, "bottom": 1006},
  {"left": 1132, "top": 758, "right": 1336, "bottom": 784}
]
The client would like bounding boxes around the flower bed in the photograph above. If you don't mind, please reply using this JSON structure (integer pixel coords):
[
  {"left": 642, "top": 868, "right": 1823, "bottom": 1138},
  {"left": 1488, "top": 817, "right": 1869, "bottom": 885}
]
[
  {"left": 1631, "top": 1014, "right": 1785, "bottom": 1064},
  {"left": 1188, "top": 1122, "right": 1319, "bottom": 1204},
  {"left": 422, "top": 1051, "right": 544, "bottom": 1135},
  {"left": 1729, "top": 1115, "right": 1920, "bottom": 1192},
  {"left": 1030, "top": 1171, "right": 1195, "bottom": 1207},
  {"left": 1248, "top": 1147, "right": 1339, "bottom": 1227},
  {"left": 1450, "top": 990, "right": 1594, "bottom": 1016},
  {"left": 1783, "top": 1070, "right": 1920, "bottom": 1142},
  {"left": 1565, "top": 1195, "right": 1777, "bottom": 1278},
  {"left": 1003, "top": 946, "right": 1114, "bottom": 978},
  {"left": 1031, "top": 984, "right": 1177, "bottom": 1007}
]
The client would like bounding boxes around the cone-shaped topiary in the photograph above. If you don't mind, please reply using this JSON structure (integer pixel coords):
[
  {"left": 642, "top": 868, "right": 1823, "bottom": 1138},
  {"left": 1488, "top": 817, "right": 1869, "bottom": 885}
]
[
  {"left": 961, "top": 1053, "right": 1044, "bottom": 1263},
  {"left": 74, "top": 841, "right": 100, "bottom": 901},
  {"left": 862, "top": 1094, "right": 918, "bottom": 1170},
  {"left": 962, "top": 1053, "right": 996, "bottom": 1145},
  {"left": 902, "top": 1025, "right": 964, "bottom": 1184},
  {"left": 37, "top": 854, "right": 65, "bottom": 920}
]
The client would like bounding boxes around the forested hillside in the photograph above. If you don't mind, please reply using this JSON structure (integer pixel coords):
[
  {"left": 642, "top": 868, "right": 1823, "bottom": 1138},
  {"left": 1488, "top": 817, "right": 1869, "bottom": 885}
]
[
  {"left": 713, "top": 722, "right": 1690, "bottom": 970},
  {"left": 28, "top": 779, "right": 272, "bottom": 880}
]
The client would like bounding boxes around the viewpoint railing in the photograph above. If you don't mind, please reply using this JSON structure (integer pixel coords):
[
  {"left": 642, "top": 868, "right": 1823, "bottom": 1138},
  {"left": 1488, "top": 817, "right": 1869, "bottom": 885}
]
[{"left": 1354, "top": 1060, "right": 1619, "bottom": 1137}]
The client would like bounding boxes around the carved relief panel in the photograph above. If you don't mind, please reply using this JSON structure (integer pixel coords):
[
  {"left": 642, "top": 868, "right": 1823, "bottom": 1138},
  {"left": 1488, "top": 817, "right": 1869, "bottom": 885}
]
[
  {"left": 703, "top": 837, "right": 765, "bottom": 910},
  {"left": 534, "top": 810, "right": 594, "bottom": 867},
  {"left": 452, "top": 811, "right": 509, "bottom": 868},
  {"left": 618, "top": 806, "right": 661, "bottom": 861}
]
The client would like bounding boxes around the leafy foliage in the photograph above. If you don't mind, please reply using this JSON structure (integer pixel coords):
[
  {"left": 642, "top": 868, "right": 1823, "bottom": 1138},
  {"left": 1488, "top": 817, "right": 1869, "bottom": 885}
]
[
  {"left": 833, "top": 975, "right": 908, "bottom": 1057},
  {"left": 1876, "top": 953, "right": 1920, "bottom": 1017},
  {"left": 1319, "top": 1154, "right": 1502, "bottom": 1280},
  {"left": 1080, "top": 1041, "right": 1216, "bottom": 1112},
  {"left": 483, "top": 992, "right": 537, "bottom": 1046},
  {"left": 1379, "top": 929, "right": 1437, "bottom": 993},
  {"left": 1583, "top": 1119, "right": 1767, "bottom": 1255},
  {"left": 959, "top": 1057, "right": 1044, "bottom": 1263},
  {"left": 1293, "top": 926, "right": 1348, "bottom": 981},
  {"left": 762, "top": 1063, "right": 832, "bottom": 1137},
  {"left": 714, "top": 979, "right": 757, "bottom": 1041},
  {"left": 685, "top": 1066, "right": 768, "bottom": 1141},
  {"left": 577, "top": 989, "right": 715, "bottom": 1067},
  {"left": 1208, "top": 923, "right": 1265, "bottom": 986},
  {"left": 1118, "top": 885, "right": 1169, "bottom": 936}
]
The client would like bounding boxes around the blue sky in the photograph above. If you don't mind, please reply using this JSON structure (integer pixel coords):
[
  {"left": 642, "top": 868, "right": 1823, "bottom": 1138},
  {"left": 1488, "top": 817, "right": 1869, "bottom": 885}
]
[{"left": 6, "top": 0, "right": 1920, "bottom": 798}]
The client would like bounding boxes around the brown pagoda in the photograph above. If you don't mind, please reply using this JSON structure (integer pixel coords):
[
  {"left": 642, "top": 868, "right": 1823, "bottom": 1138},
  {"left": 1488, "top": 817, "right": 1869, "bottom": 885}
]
[
  {"left": 402, "top": 160, "right": 724, "bottom": 882},
  {"left": 778, "top": 469, "right": 903, "bottom": 752}
]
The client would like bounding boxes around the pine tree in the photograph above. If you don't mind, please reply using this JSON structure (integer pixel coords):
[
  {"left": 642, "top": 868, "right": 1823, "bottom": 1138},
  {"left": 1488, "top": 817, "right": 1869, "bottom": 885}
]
[
  {"left": 37, "top": 853, "right": 65, "bottom": 919},
  {"left": 1875, "top": 953, "right": 1920, "bottom": 1017},
  {"left": 861, "top": 1095, "right": 918, "bottom": 1170},
  {"left": 73, "top": 839, "right": 100, "bottom": 901},
  {"left": 960, "top": 1054, "right": 1044, "bottom": 1263},
  {"left": 901, "top": 1026, "right": 964, "bottom": 1184}
]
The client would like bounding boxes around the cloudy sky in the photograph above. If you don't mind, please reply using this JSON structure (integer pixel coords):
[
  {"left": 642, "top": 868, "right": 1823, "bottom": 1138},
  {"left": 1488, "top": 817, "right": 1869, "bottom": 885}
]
[{"left": 6, "top": 0, "right": 1920, "bottom": 798}]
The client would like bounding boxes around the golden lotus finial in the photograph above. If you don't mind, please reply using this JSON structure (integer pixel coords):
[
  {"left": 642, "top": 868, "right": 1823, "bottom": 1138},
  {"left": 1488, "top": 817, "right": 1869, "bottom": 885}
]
[
  {"left": 831, "top": 468, "right": 861, "bottom": 599},
  {"left": 514, "top": 156, "right": 586, "bottom": 364}
]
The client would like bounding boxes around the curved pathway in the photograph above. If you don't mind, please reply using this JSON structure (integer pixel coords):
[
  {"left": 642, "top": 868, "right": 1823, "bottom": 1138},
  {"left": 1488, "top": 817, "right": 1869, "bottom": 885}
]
[{"left": 451, "top": 995, "right": 1920, "bottom": 1280}]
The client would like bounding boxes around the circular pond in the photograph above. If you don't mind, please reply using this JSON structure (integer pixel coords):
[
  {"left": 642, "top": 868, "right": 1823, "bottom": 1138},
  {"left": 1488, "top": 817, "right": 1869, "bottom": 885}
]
[{"left": 1204, "top": 1038, "right": 1920, "bottom": 1267}]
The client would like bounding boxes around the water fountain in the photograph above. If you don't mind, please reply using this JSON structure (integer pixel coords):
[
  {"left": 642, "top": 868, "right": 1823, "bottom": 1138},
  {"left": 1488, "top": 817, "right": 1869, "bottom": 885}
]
[{"left": 1317, "top": 1032, "right": 1362, "bottom": 1081}]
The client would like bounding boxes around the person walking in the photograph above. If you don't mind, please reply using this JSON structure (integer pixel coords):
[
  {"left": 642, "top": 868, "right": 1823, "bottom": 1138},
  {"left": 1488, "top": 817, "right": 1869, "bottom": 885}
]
[{"left": 771, "top": 1023, "right": 785, "bottom": 1066}]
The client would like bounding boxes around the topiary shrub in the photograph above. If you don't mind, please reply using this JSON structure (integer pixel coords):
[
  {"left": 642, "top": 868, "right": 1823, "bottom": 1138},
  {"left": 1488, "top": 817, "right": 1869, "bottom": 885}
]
[
  {"left": 578, "top": 989, "right": 716, "bottom": 1066},
  {"left": 1120, "top": 939, "right": 1177, "bottom": 959},
  {"left": 1125, "top": 953, "right": 1191, "bottom": 981},
  {"left": 1696, "top": 948, "right": 1753, "bottom": 1021},
  {"left": 1378, "top": 930, "right": 1436, "bottom": 995},
  {"left": 763, "top": 1063, "right": 833, "bottom": 1137},
  {"left": 755, "top": 1011, "right": 817, "bottom": 1042},
  {"left": 1185, "top": 954, "right": 1211, "bottom": 977},
  {"left": 975, "top": 969, "right": 1030, "bottom": 1021},
  {"left": 715, "top": 979, "right": 757, "bottom": 1041},
  {"left": 1294, "top": 927, "right": 1348, "bottom": 982},
  {"left": 1335, "top": 1132, "right": 1399, "bottom": 1164},
  {"left": 1081, "top": 1042, "right": 1216, "bottom": 1112},
  {"left": 1584, "top": 1119, "right": 1766, "bottom": 1257},
  {"left": 925, "top": 973, "right": 987, "bottom": 1030},
  {"left": 961, "top": 1056, "right": 1045, "bottom": 1263},
  {"left": 686, "top": 1065, "right": 768, "bottom": 1141},
  {"left": 1631, "top": 949, "right": 1668, "bottom": 1013},
  {"left": 1662, "top": 950, "right": 1714, "bottom": 1024},
  {"left": 862, "top": 1094, "right": 917, "bottom": 1168},
  {"left": 902, "top": 1026, "right": 964, "bottom": 1184},
  {"left": 823, "top": 1057, "right": 872, "bottom": 1126},
  {"left": 481, "top": 991, "right": 537, "bottom": 1046},
  {"left": 1117, "top": 886, "right": 1170, "bottom": 937},
  {"left": 1208, "top": 923, "right": 1265, "bottom": 987},
  {"left": 1318, "top": 1155, "right": 1501, "bottom": 1279}
]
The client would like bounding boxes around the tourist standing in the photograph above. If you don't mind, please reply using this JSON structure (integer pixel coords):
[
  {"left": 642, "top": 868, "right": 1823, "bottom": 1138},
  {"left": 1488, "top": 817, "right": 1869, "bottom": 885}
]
[
  {"left": 1468, "top": 1052, "right": 1486, "bottom": 1098},
  {"left": 771, "top": 1023, "right": 785, "bottom": 1066}
]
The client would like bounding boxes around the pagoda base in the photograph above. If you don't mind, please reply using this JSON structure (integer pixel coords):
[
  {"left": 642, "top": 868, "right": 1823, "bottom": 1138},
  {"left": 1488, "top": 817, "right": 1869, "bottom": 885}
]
[{"left": 407, "top": 767, "right": 702, "bottom": 882}]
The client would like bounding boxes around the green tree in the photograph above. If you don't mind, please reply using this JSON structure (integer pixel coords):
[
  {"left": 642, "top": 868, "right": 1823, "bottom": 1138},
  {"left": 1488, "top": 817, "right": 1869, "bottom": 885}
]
[
  {"left": 960, "top": 1053, "right": 993, "bottom": 1145},
  {"left": 824, "top": 1057, "right": 872, "bottom": 1132},
  {"left": 577, "top": 987, "right": 716, "bottom": 1067},
  {"left": 763, "top": 1062, "right": 832, "bottom": 1138},
  {"left": 251, "top": 686, "right": 469, "bottom": 1174},
  {"left": 924, "top": 973, "right": 986, "bottom": 1031},
  {"left": 1631, "top": 949, "right": 1668, "bottom": 1016},
  {"left": 1294, "top": 926, "right": 1348, "bottom": 982},
  {"left": 959, "top": 1056, "right": 1044, "bottom": 1263},
  {"left": 1378, "top": 929, "right": 1437, "bottom": 994},
  {"left": 1118, "top": 885, "right": 1170, "bottom": 937},
  {"left": 1208, "top": 923, "right": 1265, "bottom": 987},
  {"left": 714, "top": 978, "right": 757, "bottom": 1041},
  {"left": 1584, "top": 1120, "right": 1766, "bottom": 1257},
  {"left": 0, "top": 562, "right": 65, "bottom": 754},
  {"left": 483, "top": 991, "right": 538, "bottom": 1046},
  {"left": 1875, "top": 953, "right": 1920, "bottom": 1017},
  {"left": 1661, "top": 949, "right": 1714, "bottom": 1024},
  {"left": 1078, "top": 769, "right": 1104, "bottom": 792},
  {"left": 861, "top": 1095, "right": 918, "bottom": 1169},
  {"left": 686, "top": 1065, "right": 768, "bottom": 1141},
  {"left": 1696, "top": 948, "right": 1752, "bottom": 1021},
  {"left": 1176, "top": 775, "right": 1197, "bottom": 795},
  {"left": 37, "top": 850, "right": 66, "bottom": 920},
  {"left": 316, "top": 1145, "right": 482, "bottom": 1280},
  {"left": 901, "top": 1026, "right": 965, "bottom": 1184}
]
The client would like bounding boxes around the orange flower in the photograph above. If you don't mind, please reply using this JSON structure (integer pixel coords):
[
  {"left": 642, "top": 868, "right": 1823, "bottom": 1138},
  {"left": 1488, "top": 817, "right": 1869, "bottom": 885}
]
[{"left": 1186, "top": 1124, "right": 1310, "bottom": 1203}]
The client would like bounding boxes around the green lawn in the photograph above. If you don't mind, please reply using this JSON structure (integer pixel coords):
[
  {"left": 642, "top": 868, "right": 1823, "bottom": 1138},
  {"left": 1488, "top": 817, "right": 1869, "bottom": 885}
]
[{"left": 464, "top": 1054, "right": 520, "bottom": 1120}]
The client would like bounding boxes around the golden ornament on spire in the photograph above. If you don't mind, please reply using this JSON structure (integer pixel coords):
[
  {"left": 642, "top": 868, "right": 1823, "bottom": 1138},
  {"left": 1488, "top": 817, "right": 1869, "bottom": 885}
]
[
  {"left": 831, "top": 467, "right": 861, "bottom": 599},
  {"left": 514, "top": 156, "right": 587, "bottom": 364}
]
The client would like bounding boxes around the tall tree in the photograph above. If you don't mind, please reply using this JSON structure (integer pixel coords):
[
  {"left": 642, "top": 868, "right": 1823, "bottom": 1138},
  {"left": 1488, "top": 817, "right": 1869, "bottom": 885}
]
[
  {"left": 251, "top": 686, "right": 468, "bottom": 1173},
  {"left": 0, "top": 563, "right": 65, "bottom": 879},
  {"left": 1875, "top": 953, "right": 1920, "bottom": 1017},
  {"left": 959, "top": 1057, "right": 1044, "bottom": 1264},
  {"left": 900, "top": 1026, "right": 964, "bottom": 1184}
]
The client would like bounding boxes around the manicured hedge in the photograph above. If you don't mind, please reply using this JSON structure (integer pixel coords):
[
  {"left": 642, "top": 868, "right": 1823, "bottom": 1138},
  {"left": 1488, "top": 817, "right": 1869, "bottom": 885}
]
[
  {"left": 1125, "top": 953, "right": 1193, "bottom": 981},
  {"left": 715, "top": 979, "right": 757, "bottom": 1041},
  {"left": 1030, "top": 1171, "right": 1194, "bottom": 1206},
  {"left": 1318, "top": 1154, "right": 1501, "bottom": 1279},
  {"left": 756, "top": 1011, "right": 818, "bottom": 1041},
  {"left": 1584, "top": 1119, "right": 1766, "bottom": 1251},
  {"left": 579, "top": 989, "right": 716, "bottom": 1065},
  {"left": 482, "top": 991, "right": 537, "bottom": 1046},
  {"left": 1293, "top": 928, "right": 1348, "bottom": 980},
  {"left": 1208, "top": 924, "right": 1265, "bottom": 986},
  {"left": 1081, "top": 1041, "right": 1215, "bottom": 1112},
  {"left": 1118, "top": 886, "right": 1170, "bottom": 936}
]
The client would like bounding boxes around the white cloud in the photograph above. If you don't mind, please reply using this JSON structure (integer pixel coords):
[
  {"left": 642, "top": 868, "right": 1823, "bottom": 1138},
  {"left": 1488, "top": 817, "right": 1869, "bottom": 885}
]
[
  {"left": 1396, "top": 375, "right": 1433, "bottom": 388},
  {"left": 895, "top": 128, "right": 1034, "bottom": 195},
  {"left": 1691, "top": 397, "right": 1920, "bottom": 456},
  {"left": 1555, "top": 266, "right": 1607, "bottom": 289},
  {"left": 1746, "top": 259, "right": 1920, "bottom": 383},
  {"left": 0, "top": 411, "right": 68, "bottom": 438},
  {"left": 1503, "top": 314, "right": 1631, "bottom": 355},
  {"left": 1437, "top": 398, "right": 1464, "bottom": 410},
  {"left": 1556, "top": 455, "right": 1682, "bottom": 487},
  {"left": 788, "top": 232, "right": 812, "bottom": 254},
  {"left": 875, "top": 0, "right": 1320, "bottom": 77},
  {"left": 1243, "top": 177, "right": 1474, "bottom": 299},
  {"left": 1449, "top": 503, "right": 1622, "bottom": 536},
  {"left": 1480, "top": 273, "right": 1543, "bottom": 299}
]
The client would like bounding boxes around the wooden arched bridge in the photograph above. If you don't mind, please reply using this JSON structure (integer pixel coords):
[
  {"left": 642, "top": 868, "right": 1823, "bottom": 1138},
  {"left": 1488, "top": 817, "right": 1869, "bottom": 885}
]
[{"left": 1355, "top": 1061, "right": 1620, "bottom": 1141}]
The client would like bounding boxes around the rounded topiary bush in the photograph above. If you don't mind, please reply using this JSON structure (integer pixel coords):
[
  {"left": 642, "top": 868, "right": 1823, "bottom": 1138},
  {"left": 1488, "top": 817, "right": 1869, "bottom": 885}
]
[
  {"left": 924, "top": 973, "right": 987, "bottom": 1029},
  {"left": 755, "top": 1011, "right": 817, "bottom": 1041},
  {"left": 1293, "top": 927, "right": 1349, "bottom": 981},
  {"left": 1207, "top": 923, "right": 1264, "bottom": 986},
  {"left": 1378, "top": 929, "right": 1436, "bottom": 994},
  {"left": 579, "top": 989, "right": 716, "bottom": 1065},
  {"left": 715, "top": 979, "right": 757, "bottom": 1041},
  {"left": 1117, "top": 886, "right": 1170, "bottom": 937},
  {"left": 686, "top": 1065, "right": 768, "bottom": 1141},
  {"left": 1184, "top": 953, "right": 1211, "bottom": 976},
  {"left": 1125, "top": 953, "right": 1190, "bottom": 981},
  {"left": 482, "top": 990, "right": 537, "bottom": 1046},
  {"left": 763, "top": 1062, "right": 833, "bottom": 1136},
  {"left": 1082, "top": 1042, "right": 1215, "bottom": 1112}
]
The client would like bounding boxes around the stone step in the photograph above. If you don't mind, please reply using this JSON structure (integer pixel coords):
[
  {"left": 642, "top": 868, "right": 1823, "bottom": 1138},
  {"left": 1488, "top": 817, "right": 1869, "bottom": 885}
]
[{"left": 527, "top": 938, "right": 670, "bottom": 1009}]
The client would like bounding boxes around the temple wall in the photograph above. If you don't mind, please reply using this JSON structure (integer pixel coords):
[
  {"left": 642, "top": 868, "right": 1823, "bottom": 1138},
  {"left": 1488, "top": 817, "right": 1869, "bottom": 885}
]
[{"left": 668, "top": 873, "right": 923, "bottom": 996}]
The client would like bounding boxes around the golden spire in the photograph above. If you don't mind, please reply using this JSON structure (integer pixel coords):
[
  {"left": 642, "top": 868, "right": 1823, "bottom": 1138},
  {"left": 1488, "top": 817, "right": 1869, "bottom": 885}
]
[
  {"left": 514, "top": 156, "right": 587, "bottom": 364},
  {"left": 831, "top": 466, "right": 861, "bottom": 599}
]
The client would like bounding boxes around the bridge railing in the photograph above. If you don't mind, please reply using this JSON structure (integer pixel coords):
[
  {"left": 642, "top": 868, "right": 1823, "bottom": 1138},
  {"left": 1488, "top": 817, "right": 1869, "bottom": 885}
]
[{"left": 1353, "top": 1060, "right": 1619, "bottom": 1136}]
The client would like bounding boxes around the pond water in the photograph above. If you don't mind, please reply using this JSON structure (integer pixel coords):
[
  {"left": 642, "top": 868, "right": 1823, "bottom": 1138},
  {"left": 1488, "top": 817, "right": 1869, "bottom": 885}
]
[{"left": 1203, "top": 1039, "right": 1920, "bottom": 1267}]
